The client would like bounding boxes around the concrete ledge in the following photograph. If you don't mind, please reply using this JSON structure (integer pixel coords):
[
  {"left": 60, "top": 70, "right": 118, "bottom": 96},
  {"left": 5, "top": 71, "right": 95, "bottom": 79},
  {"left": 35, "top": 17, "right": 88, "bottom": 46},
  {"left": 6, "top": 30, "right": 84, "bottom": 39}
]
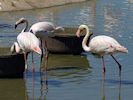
[{"left": 0, "top": 0, "right": 86, "bottom": 11}]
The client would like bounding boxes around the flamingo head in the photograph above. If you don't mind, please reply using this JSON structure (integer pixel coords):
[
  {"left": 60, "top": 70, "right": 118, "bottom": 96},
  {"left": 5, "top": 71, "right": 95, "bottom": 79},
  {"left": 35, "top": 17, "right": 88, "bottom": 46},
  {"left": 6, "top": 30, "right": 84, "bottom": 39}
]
[
  {"left": 15, "top": 17, "right": 27, "bottom": 29},
  {"left": 10, "top": 42, "right": 21, "bottom": 54},
  {"left": 76, "top": 24, "right": 93, "bottom": 37}
]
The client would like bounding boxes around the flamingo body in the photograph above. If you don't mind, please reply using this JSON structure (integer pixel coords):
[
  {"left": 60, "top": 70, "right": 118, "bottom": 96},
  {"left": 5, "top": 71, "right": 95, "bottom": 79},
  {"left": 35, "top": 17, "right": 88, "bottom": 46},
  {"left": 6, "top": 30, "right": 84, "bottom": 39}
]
[
  {"left": 11, "top": 31, "right": 42, "bottom": 72},
  {"left": 29, "top": 22, "right": 58, "bottom": 37},
  {"left": 88, "top": 35, "right": 127, "bottom": 56},
  {"left": 17, "top": 32, "right": 42, "bottom": 54}
]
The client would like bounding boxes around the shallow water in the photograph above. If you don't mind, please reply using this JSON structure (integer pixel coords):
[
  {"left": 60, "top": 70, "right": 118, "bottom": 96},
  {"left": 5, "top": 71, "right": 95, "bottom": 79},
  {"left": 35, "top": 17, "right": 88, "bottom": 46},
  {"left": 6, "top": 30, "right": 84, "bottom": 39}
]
[{"left": 0, "top": 0, "right": 133, "bottom": 100}]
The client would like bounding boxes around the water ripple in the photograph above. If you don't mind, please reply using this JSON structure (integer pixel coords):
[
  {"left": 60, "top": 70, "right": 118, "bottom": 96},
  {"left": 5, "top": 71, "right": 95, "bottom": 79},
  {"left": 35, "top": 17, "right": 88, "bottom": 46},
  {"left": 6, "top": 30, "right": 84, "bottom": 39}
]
[
  {"left": 104, "top": 79, "right": 133, "bottom": 85},
  {"left": 0, "top": 24, "right": 13, "bottom": 29}
]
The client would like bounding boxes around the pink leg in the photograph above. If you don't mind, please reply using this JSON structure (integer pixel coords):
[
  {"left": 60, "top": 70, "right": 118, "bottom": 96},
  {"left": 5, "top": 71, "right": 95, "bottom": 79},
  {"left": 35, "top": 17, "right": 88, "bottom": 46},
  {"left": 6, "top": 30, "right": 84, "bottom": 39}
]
[
  {"left": 111, "top": 55, "right": 122, "bottom": 78},
  {"left": 24, "top": 53, "right": 28, "bottom": 72},
  {"left": 101, "top": 56, "right": 106, "bottom": 78},
  {"left": 44, "top": 40, "right": 49, "bottom": 71},
  {"left": 31, "top": 52, "right": 35, "bottom": 73},
  {"left": 40, "top": 39, "right": 43, "bottom": 63},
  {"left": 44, "top": 56, "right": 48, "bottom": 72},
  {"left": 101, "top": 56, "right": 106, "bottom": 73}
]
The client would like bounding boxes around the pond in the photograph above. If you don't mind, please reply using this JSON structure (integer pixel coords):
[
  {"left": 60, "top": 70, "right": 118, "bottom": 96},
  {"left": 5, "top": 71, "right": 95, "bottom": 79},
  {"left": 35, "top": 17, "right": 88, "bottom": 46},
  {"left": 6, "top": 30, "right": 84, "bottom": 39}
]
[{"left": 0, "top": 0, "right": 133, "bottom": 100}]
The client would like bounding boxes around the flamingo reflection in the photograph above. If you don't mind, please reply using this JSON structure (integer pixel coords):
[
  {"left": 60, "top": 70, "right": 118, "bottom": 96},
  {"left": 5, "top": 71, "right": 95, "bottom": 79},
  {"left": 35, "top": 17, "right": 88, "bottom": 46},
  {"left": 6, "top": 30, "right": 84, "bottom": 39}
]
[
  {"left": 24, "top": 71, "right": 48, "bottom": 100},
  {"left": 101, "top": 77, "right": 122, "bottom": 100}
]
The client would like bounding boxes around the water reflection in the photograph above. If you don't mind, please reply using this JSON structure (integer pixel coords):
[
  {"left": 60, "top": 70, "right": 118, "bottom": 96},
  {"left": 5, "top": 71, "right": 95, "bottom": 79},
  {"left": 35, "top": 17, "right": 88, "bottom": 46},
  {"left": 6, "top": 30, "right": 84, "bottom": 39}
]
[
  {"left": 101, "top": 77, "right": 122, "bottom": 100},
  {"left": 24, "top": 72, "right": 48, "bottom": 100},
  {"left": 25, "top": 54, "right": 90, "bottom": 100},
  {"left": 46, "top": 54, "right": 90, "bottom": 70}
]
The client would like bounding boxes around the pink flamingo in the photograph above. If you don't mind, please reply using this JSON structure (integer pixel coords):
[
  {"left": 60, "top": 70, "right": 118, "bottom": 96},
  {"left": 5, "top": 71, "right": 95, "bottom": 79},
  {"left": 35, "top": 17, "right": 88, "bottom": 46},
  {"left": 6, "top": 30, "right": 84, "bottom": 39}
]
[
  {"left": 11, "top": 31, "right": 42, "bottom": 72},
  {"left": 76, "top": 24, "right": 128, "bottom": 76},
  {"left": 15, "top": 17, "right": 64, "bottom": 71}
]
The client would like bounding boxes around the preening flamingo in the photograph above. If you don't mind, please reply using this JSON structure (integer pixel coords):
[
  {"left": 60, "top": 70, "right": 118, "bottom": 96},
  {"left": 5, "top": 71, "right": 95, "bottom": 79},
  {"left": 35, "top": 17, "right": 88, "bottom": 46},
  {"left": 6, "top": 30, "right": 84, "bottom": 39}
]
[
  {"left": 76, "top": 24, "right": 128, "bottom": 76},
  {"left": 15, "top": 17, "right": 64, "bottom": 71},
  {"left": 11, "top": 31, "right": 42, "bottom": 72}
]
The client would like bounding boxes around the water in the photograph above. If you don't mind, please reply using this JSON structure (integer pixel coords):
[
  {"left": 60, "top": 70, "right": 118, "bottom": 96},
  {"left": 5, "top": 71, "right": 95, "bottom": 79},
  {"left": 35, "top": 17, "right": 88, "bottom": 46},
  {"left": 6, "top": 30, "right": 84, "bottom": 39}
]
[{"left": 0, "top": 0, "right": 133, "bottom": 99}]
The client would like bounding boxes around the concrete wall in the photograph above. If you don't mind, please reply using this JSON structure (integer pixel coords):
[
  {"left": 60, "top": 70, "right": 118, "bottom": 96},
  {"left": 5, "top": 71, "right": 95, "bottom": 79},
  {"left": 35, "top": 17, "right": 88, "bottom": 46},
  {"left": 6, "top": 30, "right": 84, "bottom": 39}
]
[{"left": 0, "top": 0, "right": 86, "bottom": 11}]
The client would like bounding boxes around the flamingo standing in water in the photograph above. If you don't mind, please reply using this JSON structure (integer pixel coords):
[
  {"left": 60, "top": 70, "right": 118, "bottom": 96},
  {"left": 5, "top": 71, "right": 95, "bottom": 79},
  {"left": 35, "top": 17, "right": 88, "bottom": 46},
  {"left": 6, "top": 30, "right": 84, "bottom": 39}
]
[
  {"left": 11, "top": 31, "right": 42, "bottom": 72},
  {"left": 15, "top": 17, "right": 64, "bottom": 71},
  {"left": 76, "top": 24, "right": 128, "bottom": 76}
]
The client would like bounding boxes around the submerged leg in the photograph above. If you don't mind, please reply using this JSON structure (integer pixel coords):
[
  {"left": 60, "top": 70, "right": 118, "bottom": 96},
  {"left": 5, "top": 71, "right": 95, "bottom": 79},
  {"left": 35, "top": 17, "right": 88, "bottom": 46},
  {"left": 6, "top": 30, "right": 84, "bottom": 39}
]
[{"left": 111, "top": 55, "right": 122, "bottom": 77}]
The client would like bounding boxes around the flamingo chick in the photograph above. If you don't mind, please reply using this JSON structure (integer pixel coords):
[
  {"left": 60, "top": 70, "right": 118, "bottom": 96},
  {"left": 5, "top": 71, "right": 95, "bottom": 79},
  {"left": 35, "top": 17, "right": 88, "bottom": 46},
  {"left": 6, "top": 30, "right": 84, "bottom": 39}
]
[
  {"left": 11, "top": 31, "right": 42, "bottom": 72},
  {"left": 76, "top": 24, "right": 128, "bottom": 76},
  {"left": 15, "top": 17, "right": 64, "bottom": 71}
]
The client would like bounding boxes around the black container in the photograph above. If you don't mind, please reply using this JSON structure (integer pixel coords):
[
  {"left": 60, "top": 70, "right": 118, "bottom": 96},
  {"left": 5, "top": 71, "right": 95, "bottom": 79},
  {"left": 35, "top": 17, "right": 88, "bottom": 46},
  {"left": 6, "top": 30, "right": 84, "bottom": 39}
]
[{"left": 0, "top": 47, "right": 25, "bottom": 78}]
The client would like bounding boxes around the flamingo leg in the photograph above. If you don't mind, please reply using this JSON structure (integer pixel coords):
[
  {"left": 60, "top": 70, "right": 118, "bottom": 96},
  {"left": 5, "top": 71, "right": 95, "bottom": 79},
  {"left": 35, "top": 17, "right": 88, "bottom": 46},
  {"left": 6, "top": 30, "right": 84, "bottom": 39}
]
[
  {"left": 24, "top": 53, "right": 28, "bottom": 72},
  {"left": 40, "top": 39, "right": 44, "bottom": 63},
  {"left": 44, "top": 40, "right": 49, "bottom": 61},
  {"left": 111, "top": 55, "right": 122, "bottom": 77},
  {"left": 44, "top": 40, "right": 49, "bottom": 71},
  {"left": 38, "top": 39, "right": 44, "bottom": 72},
  {"left": 31, "top": 52, "right": 35, "bottom": 72},
  {"left": 101, "top": 56, "right": 106, "bottom": 77}
]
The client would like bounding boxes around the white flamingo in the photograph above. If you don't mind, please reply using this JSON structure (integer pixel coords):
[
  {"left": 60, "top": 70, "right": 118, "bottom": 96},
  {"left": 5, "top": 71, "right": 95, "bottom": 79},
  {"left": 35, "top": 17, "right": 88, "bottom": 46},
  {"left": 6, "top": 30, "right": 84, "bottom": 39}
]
[
  {"left": 76, "top": 24, "right": 128, "bottom": 76},
  {"left": 11, "top": 31, "right": 42, "bottom": 72},
  {"left": 15, "top": 17, "right": 64, "bottom": 71}
]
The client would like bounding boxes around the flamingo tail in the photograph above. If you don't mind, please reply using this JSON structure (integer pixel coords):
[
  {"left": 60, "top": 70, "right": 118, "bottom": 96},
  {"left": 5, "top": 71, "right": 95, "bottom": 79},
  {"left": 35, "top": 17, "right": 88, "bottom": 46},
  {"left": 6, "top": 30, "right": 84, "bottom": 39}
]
[
  {"left": 116, "top": 46, "right": 128, "bottom": 53},
  {"left": 33, "top": 47, "right": 42, "bottom": 55}
]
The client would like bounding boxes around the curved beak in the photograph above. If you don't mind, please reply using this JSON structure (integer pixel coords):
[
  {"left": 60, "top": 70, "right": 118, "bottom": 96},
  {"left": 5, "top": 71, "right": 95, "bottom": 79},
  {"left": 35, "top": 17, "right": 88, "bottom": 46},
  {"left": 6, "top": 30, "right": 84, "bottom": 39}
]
[
  {"left": 15, "top": 24, "right": 18, "bottom": 29},
  {"left": 76, "top": 29, "right": 81, "bottom": 37}
]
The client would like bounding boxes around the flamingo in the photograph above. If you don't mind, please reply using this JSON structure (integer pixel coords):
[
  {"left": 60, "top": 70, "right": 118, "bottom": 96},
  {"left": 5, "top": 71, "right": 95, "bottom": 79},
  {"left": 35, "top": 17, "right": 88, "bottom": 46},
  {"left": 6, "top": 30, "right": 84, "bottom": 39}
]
[
  {"left": 11, "top": 31, "right": 42, "bottom": 72},
  {"left": 15, "top": 17, "right": 64, "bottom": 71},
  {"left": 76, "top": 24, "right": 128, "bottom": 77}
]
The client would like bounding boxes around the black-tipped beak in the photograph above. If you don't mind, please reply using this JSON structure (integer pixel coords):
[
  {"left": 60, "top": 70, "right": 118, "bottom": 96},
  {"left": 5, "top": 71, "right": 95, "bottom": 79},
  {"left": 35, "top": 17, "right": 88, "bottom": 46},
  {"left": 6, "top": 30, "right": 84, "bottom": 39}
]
[
  {"left": 15, "top": 24, "right": 17, "bottom": 29},
  {"left": 90, "top": 31, "right": 93, "bottom": 35}
]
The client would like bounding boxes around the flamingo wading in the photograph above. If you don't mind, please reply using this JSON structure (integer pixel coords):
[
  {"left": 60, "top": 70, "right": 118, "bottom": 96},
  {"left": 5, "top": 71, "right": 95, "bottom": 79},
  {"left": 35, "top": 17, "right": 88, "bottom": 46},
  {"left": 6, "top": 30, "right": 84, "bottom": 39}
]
[
  {"left": 76, "top": 24, "right": 128, "bottom": 76},
  {"left": 15, "top": 18, "right": 64, "bottom": 71},
  {"left": 11, "top": 31, "right": 42, "bottom": 72}
]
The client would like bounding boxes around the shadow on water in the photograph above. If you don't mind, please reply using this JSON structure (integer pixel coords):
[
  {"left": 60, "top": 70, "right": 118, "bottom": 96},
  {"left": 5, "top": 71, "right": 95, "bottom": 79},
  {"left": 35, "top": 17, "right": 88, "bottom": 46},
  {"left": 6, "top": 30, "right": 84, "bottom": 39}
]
[{"left": 24, "top": 54, "right": 91, "bottom": 100}]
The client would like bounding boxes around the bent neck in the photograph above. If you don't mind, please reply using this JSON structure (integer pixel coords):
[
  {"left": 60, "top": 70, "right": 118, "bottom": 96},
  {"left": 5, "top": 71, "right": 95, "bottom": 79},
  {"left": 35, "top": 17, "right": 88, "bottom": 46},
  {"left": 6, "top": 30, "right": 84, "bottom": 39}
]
[
  {"left": 22, "top": 20, "right": 28, "bottom": 32},
  {"left": 82, "top": 26, "right": 91, "bottom": 52}
]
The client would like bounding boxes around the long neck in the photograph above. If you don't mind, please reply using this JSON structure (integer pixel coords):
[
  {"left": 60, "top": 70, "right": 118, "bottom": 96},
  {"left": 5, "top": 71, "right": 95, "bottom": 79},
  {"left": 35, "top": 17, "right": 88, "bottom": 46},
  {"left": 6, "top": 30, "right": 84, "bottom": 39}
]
[
  {"left": 22, "top": 20, "right": 28, "bottom": 33},
  {"left": 82, "top": 26, "right": 92, "bottom": 52}
]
